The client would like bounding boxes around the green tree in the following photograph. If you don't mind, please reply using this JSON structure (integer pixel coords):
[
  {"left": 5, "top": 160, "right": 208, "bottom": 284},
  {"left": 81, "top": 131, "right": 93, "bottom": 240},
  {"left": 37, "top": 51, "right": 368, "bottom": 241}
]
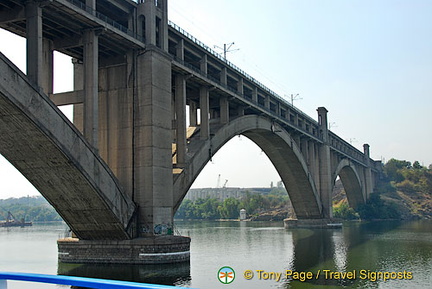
[
  {"left": 384, "top": 159, "right": 411, "bottom": 182},
  {"left": 357, "top": 193, "right": 398, "bottom": 220},
  {"left": 220, "top": 198, "right": 240, "bottom": 219},
  {"left": 413, "top": 161, "right": 423, "bottom": 170},
  {"left": 333, "top": 202, "right": 359, "bottom": 220}
]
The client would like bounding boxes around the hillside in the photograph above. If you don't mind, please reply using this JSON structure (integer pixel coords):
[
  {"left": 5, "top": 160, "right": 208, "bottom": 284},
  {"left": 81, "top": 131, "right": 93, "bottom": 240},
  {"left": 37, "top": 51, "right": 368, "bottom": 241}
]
[
  {"left": 2, "top": 159, "right": 431, "bottom": 222},
  {"left": 377, "top": 159, "right": 432, "bottom": 220},
  {"left": 0, "top": 196, "right": 62, "bottom": 222},
  {"left": 334, "top": 159, "right": 432, "bottom": 220}
]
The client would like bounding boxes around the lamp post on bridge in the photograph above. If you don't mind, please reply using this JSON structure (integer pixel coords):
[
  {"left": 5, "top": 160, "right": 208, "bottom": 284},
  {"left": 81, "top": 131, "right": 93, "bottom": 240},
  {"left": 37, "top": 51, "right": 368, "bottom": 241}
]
[
  {"left": 214, "top": 42, "right": 239, "bottom": 60},
  {"left": 287, "top": 93, "right": 302, "bottom": 106}
]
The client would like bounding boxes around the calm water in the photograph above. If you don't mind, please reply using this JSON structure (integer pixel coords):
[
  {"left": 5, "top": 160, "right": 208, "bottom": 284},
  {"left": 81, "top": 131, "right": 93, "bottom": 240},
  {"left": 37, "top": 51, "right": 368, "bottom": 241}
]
[{"left": 0, "top": 220, "right": 431, "bottom": 289}]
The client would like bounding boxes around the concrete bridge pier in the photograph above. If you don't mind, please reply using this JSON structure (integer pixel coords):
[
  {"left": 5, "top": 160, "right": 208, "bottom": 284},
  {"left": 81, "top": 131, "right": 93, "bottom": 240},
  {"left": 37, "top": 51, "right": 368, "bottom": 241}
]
[
  {"left": 317, "top": 107, "right": 333, "bottom": 219},
  {"left": 285, "top": 107, "right": 338, "bottom": 228},
  {"left": 56, "top": 0, "right": 190, "bottom": 264}
]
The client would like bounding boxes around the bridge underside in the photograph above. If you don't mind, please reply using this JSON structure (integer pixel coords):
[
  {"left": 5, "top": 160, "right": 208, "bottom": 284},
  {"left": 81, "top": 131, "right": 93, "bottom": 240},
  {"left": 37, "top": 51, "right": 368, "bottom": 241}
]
[
  {"left": 173, "top": 116, "right": 323, "bottom": 219},
  {"left": 0, "top": 52, "right": 137, "bottom": 240}
]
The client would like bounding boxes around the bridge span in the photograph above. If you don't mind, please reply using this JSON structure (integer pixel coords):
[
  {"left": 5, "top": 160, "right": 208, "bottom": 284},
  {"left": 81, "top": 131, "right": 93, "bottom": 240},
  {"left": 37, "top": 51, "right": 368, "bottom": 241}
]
[{"left": 0, "top": 0, "right": 381, "bottom": 263}]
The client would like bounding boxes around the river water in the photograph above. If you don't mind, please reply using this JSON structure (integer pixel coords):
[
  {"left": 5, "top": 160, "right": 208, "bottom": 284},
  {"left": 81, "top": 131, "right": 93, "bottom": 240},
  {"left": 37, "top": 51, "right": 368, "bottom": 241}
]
[{"left": 0, "top": 220, "right": 431, "bottom": 289}]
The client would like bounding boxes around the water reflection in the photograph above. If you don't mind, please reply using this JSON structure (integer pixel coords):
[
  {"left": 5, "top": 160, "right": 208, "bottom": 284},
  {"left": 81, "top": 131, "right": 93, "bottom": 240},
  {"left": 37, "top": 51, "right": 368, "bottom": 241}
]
[
  {"left": 286, "top": 221, "right": 406, "bottom": 288},
  {"left": 50, "top": 221, "right": 432, "bottom": 289},
  {"left": 58, "top": 261, "right": 191, "bottom": 288}
]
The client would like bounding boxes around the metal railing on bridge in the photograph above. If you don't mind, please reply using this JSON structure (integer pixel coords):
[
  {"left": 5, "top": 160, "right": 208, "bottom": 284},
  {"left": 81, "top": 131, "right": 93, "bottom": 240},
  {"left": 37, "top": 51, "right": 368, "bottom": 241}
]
[
  {"left": 0, "top": 272, "right": 190, "bottom": 289},
  {"left": 56, "top": 0, "right": 373, "bottom": 168},
  {"left": 168, "top": 21, "right": 378, "bottom": 167},
  {"left": 64, "top": 0, "right": 144, "bottom": 42},
  {"left": 168, "top": 21, "right": 319, "bottom": 128}
]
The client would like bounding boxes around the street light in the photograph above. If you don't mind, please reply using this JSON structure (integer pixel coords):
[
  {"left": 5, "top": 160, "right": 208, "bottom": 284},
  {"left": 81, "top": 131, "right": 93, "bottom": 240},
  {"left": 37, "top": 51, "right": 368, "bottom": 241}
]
[
  {"left": 290, "top": 93, "right": 302, "bottom": 106},
  {"left": 214, "top": 42, "right": 239, "bottom": 59}
]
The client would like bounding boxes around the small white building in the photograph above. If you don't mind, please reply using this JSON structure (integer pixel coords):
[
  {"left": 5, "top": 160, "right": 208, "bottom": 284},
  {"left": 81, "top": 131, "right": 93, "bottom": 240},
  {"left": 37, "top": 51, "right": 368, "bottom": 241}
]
[{"left": 239, "top": 209, "right": 247, "bottom": 220}]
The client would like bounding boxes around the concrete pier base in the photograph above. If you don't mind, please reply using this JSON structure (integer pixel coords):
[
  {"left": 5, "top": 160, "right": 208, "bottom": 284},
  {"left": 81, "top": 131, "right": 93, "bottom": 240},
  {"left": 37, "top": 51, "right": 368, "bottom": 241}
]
[
  {"left": 284, "top": 218, "right": 343, "bottom": 229},
  {"left": 57, "top": 236, "right": 190, "bottom": 264}
]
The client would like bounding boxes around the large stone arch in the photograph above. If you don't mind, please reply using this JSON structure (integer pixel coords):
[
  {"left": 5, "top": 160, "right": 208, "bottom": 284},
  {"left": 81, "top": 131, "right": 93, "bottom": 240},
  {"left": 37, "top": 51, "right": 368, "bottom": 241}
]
[
  {"left": 333, "top": 159, "right": 365, "bottom": 209},
  {"left": 173, "top": 115, "right": 323, "bottom": 219},
  {"left": 0, "top": 53, "right": 136, "bottom": 240}
]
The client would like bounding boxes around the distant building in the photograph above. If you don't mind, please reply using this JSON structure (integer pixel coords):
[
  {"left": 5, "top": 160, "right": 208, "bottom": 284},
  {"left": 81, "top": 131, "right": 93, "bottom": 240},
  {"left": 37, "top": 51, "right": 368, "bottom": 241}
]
[
  {"left": 184, "top": 187, "right": 274, "bottom": 201},
  {"left": 239, "top": 209, "right": 247, "bottom": 220}
]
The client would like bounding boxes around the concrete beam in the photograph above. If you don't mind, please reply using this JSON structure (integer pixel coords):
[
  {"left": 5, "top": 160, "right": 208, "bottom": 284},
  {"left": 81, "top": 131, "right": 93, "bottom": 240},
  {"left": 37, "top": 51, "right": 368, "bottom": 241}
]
[
  {"left": 50, "top": 90, "right": 84, "bottom": 106},
  {"left": 53, "top": 35, "right": 83, "bottom": 50},
  {"left": 0, "top": 6, "right": 25, "bottom": 24}
]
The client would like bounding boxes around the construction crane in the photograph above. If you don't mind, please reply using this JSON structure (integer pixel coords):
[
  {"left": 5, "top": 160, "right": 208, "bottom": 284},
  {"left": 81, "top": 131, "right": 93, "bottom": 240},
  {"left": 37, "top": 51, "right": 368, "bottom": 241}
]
[
  {"left": 0, "top": 208, "right": 32, "bottom": 227},
  {"left": 223, "top": 179, "right": 228, "bottom": 188}
]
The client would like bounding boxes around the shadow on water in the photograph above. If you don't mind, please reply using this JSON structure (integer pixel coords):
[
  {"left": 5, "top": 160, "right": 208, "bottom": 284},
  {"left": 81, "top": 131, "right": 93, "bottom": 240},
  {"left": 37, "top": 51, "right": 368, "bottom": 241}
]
[
  {"left": 286, "top": 220, "right": 403, "bottom": 288},
  {"left": 58, "top": 261, "right": 191, "bottom": 288}
]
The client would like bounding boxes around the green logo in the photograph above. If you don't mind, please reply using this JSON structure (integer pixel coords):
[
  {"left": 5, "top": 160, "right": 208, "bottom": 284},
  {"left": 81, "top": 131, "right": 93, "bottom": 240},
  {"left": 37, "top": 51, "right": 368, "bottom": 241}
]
[{"left": 218, "top": 266, "right": 235, "bottom": 284}]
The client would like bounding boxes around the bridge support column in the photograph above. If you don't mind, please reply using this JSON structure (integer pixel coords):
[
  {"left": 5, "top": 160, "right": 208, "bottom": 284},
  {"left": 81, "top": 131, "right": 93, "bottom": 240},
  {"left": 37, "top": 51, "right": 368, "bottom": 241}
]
[
  {"left": 25, "top": 0, "right": 43, "bottom": 87},
  {"left": 252, "top": 87, "right": 258, "bottom": 103},
  {"left": 200, "top": 54, "right": 207, "bottom": 75},
  {"left": 83, "top": 29, "right": 100, "bottom": 148},
  {"left": 175, "top": 75, "right": 187, "bottom": 167},
  {"left": 237, "top": 78, "right": 244, "bottom": 96},
  {"left": 317, "top": 107, "right": 332, "bottom": 218},
  {"left": 42, "top": 39, "right": 53, "bottom": 95},
  {"left": 135, "top": 47, "right": 173, "bottom": 236},
  {"left": 220, "top": 67, "right": 227, "bottom": 85},
  {"left": 220, "top": 96, "right": 229, "bottom": 124},
  {"left": 189, "top": 101, "right": 198, "bottom": 126},
  {"left": 200, "top": 86, "right": 210, "bottom": 140},
  {"left": 363, "top": 144, "right": 373, "bottom": 200}
]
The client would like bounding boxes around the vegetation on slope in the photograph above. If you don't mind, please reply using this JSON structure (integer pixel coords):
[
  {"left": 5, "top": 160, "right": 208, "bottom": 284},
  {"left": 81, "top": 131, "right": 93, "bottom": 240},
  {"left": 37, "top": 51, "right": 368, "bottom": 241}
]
[
  {"left": 334, "top": 159, "right": 432, "bottom": 220},
  {"left": 2, "top": 158, "right": 431, "bottom": 222},
  {"left": 175, "top": 187, "right": 289, "bottom": 220},
  {"left": 0, "top": 196, "right": 62, "bottom": 222}
]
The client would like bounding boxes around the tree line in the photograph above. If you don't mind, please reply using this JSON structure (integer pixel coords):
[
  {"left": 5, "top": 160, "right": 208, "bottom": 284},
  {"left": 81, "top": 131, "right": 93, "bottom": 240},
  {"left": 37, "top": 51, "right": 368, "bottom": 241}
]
[
  {"left": 334, "top": 159, "right": 432, "bottom": 220},
  {"left": 175, "top": 188, "right": 289, "bottom": 220},
  {"left": 0, "top": 196, "right": 62, "bottom": 222}
]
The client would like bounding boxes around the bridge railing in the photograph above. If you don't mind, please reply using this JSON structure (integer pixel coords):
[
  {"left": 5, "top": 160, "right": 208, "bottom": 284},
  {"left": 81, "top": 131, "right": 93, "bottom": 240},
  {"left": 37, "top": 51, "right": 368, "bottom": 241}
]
[
  {"left": 168, "top": 21, "right": 318, "bottom": 126},
  {"left": 168, "top": 21, "right": 321, "bottom": 137},
  {"left": 64, "top": 0, "right": 144, "bottom": 42},
  {"left": 328, "top": 131, "right": 369, "bottom": 165},
  {"left": 0, "top": 272, "right": 189, "bottom": 289}
]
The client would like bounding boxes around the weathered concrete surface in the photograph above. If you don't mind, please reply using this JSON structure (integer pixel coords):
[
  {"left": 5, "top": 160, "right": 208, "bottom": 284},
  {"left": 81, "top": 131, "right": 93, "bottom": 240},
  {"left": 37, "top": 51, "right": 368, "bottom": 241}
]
[
  {"left": 0, "top": 52, "right": 137, "bottom": 240},
  {"left": 58, "top": 236, "right": 190, "bottom": 264},
  {"left": 174, "top": 115, "right": 323, "bottom": 219}
]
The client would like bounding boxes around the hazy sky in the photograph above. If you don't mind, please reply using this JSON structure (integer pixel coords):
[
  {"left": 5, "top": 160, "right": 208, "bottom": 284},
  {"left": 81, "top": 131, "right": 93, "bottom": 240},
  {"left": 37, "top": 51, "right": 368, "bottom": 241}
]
[{"left": 0, "top": 0, "right": 431, "bottom": 198}]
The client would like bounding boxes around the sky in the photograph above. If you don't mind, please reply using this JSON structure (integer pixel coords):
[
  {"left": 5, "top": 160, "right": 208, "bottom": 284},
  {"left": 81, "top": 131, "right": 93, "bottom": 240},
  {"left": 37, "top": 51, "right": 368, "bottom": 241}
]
[{"left": 0, "top": 0, "right": 432, "bottom": 198}]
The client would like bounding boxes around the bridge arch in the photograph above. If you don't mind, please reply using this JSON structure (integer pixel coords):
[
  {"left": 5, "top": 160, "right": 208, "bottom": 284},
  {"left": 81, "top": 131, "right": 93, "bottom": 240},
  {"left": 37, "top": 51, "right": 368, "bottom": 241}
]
[
  {"left": 174, "top": 115, "right": 323, "bottom": 219},
  {"left": 333, "top": 159, "right": 365, "bottom": 209},
  {"left": 0, "top": 53, "right": 136, "bottom": 240}
]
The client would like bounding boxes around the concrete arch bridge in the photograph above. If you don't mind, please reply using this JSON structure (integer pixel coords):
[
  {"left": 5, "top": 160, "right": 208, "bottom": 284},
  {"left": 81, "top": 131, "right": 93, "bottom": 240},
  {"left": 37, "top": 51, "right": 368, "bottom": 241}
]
[{"left": 0, "top": 0, "right": 381, "bottom": 264}]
